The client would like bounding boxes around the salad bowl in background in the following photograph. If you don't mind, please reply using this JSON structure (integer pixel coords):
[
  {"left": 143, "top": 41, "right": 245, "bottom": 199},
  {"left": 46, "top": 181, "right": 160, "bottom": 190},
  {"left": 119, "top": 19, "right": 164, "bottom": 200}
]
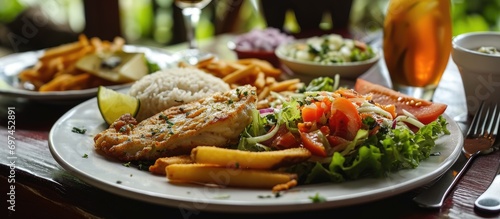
[
  {"left": 275, "top": 35, "right": 380, "bottom": 80},
  {"left": 451, "top": 31, "right": 500, "bottom": 115}
]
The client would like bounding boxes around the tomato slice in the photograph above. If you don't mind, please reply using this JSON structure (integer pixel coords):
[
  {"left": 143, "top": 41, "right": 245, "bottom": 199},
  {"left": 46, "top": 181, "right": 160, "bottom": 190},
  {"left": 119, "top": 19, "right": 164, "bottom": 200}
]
[
  {"left": 273, "top": 131, "right": 301, "bottom": 149},
  {"left": 262, "top": 125, "right": 300, "bottom": 149},
  {"left": 354, "top": 78, "right": 447, "bottom": 124},
  {"left": 329, "top": 109, "right": 349, "bottom": 138},
  {"left": 300, "top": 130, "right": 328, "bottom": 157},
  {"left": 302, "top": 104, "right": 319, "bottom": 123},
  {"left": 326, "top": 135, "right": 349, "bottom": 148},
  {"left": 329, "top": 97, "right": 362, "bottom": 141},
  {"left": 302, "top": 100, "right": 330, "bottom": 124}
]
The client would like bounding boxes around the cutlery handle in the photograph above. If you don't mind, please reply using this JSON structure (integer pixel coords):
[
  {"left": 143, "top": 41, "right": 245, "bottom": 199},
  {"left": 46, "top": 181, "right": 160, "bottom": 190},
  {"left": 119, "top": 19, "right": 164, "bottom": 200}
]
[
  {"left": 413, "top": 153, "right": 476, "bottom": 208},
  {"left": 474, "top": 171, "right": 500, "bottom": 212}
]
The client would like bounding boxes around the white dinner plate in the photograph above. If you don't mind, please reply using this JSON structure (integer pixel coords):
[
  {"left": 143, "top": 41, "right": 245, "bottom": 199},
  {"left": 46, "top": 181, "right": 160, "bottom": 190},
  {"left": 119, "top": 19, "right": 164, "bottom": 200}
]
[
  {"left": 48, "top": 97, "right": 463, "bottom": 213},
  {"left": 0, "top": 45, "right": 175, "bottom": 101}
]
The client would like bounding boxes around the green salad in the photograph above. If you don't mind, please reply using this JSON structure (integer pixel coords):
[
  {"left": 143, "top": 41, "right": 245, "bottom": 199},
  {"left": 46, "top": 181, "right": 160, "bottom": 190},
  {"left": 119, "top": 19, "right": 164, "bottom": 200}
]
[
  {"left": 282, "top": 34, "right": 377, "bottom": 64},
  {"left": 235, "top": 76, "right": 449, "bottom": 184}
]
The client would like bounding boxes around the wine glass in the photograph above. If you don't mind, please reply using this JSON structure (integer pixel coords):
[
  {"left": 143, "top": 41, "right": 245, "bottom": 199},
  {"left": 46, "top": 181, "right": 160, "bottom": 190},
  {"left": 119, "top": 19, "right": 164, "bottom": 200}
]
[
  {"left": 174, "top": 0, "right": 214, "bottom": 65},
  {"left": 175, "top": 0, "right": 212, "bottom": 49}
]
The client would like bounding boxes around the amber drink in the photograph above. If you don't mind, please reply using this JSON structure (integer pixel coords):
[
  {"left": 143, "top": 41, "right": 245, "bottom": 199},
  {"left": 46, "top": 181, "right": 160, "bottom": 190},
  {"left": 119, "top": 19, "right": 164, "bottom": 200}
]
[{"left": 383, "top": 0, "right": 452, "bottom": 100}]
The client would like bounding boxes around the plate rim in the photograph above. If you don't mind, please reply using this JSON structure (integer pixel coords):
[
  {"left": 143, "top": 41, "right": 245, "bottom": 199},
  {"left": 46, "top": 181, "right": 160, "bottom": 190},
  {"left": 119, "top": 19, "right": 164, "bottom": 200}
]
[{"left": 48, "top": 97, "right": 463, "bottom": 213}]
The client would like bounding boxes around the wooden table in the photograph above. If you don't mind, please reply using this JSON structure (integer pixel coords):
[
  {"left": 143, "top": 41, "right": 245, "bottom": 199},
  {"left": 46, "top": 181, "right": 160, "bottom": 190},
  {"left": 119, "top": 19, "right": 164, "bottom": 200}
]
[{"left": 1, "top": 34, "right": 500, "bottom": 219}]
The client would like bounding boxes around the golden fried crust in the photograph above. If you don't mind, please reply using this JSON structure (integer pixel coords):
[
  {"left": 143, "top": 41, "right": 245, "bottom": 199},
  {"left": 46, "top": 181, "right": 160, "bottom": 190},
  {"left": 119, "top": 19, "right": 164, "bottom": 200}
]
[
  {"left": 94, "top": 85, "right": 257, "bottom": 161},
  {"left": 148, "top": 155, "right": 193, "bottom": 175}
]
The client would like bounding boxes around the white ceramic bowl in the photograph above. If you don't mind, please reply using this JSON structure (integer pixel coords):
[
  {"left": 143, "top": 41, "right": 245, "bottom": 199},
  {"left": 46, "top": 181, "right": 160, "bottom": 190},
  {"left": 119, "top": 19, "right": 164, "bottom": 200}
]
[
  {"left": 275, "top": 41, "right": 380, "bottom": 80},
  {"left": 451, "top": 31, "right": 500, "bottom": 114}
]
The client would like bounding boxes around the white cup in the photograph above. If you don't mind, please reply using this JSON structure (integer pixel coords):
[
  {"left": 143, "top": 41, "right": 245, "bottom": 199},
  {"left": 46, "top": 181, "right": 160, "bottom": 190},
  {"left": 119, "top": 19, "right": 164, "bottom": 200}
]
[{"left": 451, "top": 31, "right": 500, "bottom": 115}]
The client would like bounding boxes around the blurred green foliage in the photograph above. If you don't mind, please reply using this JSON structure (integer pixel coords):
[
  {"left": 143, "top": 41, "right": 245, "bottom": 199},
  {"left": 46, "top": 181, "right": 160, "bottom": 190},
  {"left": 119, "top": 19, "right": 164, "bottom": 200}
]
[
  {"left": 120, "top": 0, "right": 155, "bottom": 41},
  {"left": 0, "top": 0, "right": 24, "bottom": 23},
  {"left": 451, "top": 0, "right": 500, "bottom": 35}
]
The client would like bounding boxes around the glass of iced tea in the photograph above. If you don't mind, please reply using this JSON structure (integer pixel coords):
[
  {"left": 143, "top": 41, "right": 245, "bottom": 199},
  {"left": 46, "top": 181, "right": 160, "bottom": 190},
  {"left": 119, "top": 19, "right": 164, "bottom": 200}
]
[{"left": 383, "top": 0, "right": 452, "bottom": 101}]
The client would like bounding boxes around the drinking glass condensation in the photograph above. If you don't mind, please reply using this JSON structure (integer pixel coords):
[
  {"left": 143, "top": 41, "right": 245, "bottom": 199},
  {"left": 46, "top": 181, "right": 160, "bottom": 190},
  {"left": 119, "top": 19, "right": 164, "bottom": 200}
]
[{"left": 383, "top": 0, "right": 452, "bottom": 101}]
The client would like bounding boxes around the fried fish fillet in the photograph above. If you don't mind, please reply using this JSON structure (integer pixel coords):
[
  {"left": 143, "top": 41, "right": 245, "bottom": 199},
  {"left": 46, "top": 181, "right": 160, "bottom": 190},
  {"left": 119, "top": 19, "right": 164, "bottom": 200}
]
[{"left": 94, "top": 85, "right": 257, "bottom": 161}]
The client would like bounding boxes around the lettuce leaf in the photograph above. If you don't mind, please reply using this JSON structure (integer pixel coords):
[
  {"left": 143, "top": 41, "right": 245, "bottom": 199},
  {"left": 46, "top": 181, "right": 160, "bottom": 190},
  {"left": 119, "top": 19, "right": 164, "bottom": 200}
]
[{"left": 289, "top": 115, "right": 450, "bottom": 184}]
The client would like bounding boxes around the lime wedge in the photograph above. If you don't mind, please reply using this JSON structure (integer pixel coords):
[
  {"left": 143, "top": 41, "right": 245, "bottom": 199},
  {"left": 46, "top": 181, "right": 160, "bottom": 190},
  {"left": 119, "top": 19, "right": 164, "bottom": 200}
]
[{"left": 97, "top": 86, "right": 140, "bottom": 124}]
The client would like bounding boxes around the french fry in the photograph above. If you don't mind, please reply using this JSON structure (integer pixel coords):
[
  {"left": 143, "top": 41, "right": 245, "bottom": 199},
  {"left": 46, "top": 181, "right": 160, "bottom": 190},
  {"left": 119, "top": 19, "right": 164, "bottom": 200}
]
[
  {"left": 60, "top": 73, "right": 91, "bottom": 90},
  {"left": 272, "top": 179, "right": 298, "bottom": 192},
  {"left": 166, "top": 163, "right": 297, "bottom": 189},
  {"left": 257, "top": 85, "right": 271, "bottom": 101},
  {"left": 38, "top": 41, "right": 84, "bottom": 62},
  {"left": 191, "top": 146, "right": 311, "bottom": 169},
  {"left": 39, "top": 74, "right": 73, "bottom": 91},
  {"left": 36, "top": 57, "right": 63, "bottom": 82},
  {"left": 195, "top": 56, "right": 216, "bottom": 68},
  {"left": 270, "top": 78, "right": 301, "bottom": 92},
  {"left": 254, "top": 71, "right": 266, "bottom": 88},
  {"left": 18, "top": 34, "right": 127, "bottom": 92},
  {"left": 60, "top": 45, "right": 94, "bottom": 66},
  {"left": 149, "top": 155, "right": 193, "bottom": 175},
  {"left": 110, "top": 36, "right": 125, "bottom": 51},
  {"left": 226, "top": 61, "right": 247, "bottom": 71},
  {"left": 78, "top": 34, "right": 91, "bottom": 46},
  {"left": 206, "top": 61, "right": 232, "bottom": 77},
  {"left": 265, "top": 76, "right": 276, "bottom": 85},
  {"left": 237, "top": 58, "right": 281, "bottom": 77},
  {"left": 222, "top": 64, "right": 257, "bottom": 84},
  {"left": 18, "top": 69, "right": 41, "bottom": 82},
  {"left": 168, "top": 49, "right": 302, "bottom": 106}
]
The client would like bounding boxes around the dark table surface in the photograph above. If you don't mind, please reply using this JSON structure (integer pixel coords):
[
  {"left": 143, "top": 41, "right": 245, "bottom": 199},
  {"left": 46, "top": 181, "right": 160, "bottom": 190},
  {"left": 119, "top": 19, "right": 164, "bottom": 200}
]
[{"left": 1, "top": 34, "right": 500, "bottom": 219}]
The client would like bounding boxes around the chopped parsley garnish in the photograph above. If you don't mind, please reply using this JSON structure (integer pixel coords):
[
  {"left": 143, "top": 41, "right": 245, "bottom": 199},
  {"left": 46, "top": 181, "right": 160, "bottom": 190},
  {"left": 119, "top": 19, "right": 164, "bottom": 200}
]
[
  {"left": 119, "top": 126, "right": 127, "bottom": 133},
  {"left": 309, "top": 193, "right": 326, "bottom": 203},
  {"left": 123, "top": 161, "right": 153, "bottom": 171},
  {"left": 82, "top": 154, "right": 88, "bottom": 158},
  {"left": 258, "top": 192, "right": 282, "bottom": 199},
  {"left": 430, "top": 152, "right": 441, "bottom": 156},
  {"left": 146, "top": 59, "right": 160, "bottom": 73},
  {"left": 137, "top": 163, "right": 146, "bottom": 171},
  {"left": 159, "top": 114, "right": 168, "bottom": 120},
  {"left": 72, "top": 127, "right": 87, "bottom": 134}
]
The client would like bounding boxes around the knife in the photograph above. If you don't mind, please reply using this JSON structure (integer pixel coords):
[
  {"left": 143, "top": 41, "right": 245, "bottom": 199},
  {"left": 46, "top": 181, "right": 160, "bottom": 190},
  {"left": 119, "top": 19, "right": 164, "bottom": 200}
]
[
  {"left": 474, "top": 158, "right": 500, "bottom": 212},
  {"left": 413, "top": 152, "right": 468, "bottom": 208}
]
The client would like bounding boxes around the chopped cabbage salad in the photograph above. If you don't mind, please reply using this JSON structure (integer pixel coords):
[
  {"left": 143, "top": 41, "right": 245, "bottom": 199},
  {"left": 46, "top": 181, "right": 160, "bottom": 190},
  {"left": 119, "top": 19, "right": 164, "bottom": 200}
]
[{"left": 282, "top": 34, "right": 376, "bottom": 64}]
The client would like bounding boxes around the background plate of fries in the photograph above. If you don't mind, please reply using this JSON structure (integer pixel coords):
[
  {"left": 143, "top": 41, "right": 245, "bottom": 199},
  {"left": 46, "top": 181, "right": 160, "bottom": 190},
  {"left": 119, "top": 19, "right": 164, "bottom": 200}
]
[
  {"left": 48, "top": 96, "right": 463, "bottom": 213},
  {"left": 0, "top": 44, "right": 174, "bottom": 101}
]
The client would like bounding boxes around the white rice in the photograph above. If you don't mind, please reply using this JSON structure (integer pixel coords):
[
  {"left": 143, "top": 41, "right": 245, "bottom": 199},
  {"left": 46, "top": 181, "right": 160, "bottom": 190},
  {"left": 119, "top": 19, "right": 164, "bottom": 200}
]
[{"left": 128, "top": 67, "right": 230, "bottom": 121}]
